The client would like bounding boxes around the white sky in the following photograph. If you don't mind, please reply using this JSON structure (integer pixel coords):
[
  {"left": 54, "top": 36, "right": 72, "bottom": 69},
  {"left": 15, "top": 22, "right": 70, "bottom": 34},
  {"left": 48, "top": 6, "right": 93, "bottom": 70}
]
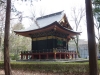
[{"left": 14, "top": 0, "right": 87, "bottom": 40}]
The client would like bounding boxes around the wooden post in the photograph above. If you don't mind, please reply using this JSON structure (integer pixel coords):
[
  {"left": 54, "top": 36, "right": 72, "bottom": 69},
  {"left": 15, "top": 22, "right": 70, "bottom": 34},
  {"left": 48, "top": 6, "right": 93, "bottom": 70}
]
[
  {"left": 67, "top": 54, "right": 69, "bottom": 59},
  {"left": 21, "top": 54, "right": 23, "bottom": 60},
  {"left": 75, "top": 54, "right": 76, "bottom": 59},
  {"left": 54, "top": 53, "right": 56, "bottom": 59},
  {"left": 0, "top": 37, "right": 1, "bottom": 47},
  {"left": 26, "top": 55, "right": 28, "bottom": 60},
  {"left": 85, "top": 0, "right": 99, "bottom": 75},
  {"left": 46, "top": 54, "right": 48, "bottom": 59},
  {"left": 39, "top": 54, "right": 41, "bottom": 59},
  {"left": 4, "top": 0, "right": 12, "bottom": 75},
  {"left": 32, "top": 55, "right": 34, "bottom": 59},
  {"left": 72, "top": 54, "right": 73, "bottom": 59},
  {"left": 59, "top": 53, "right": 61, "bottom": 59},
  {"left": 64, "top": 53, "right": 66, "bottom": 59}
]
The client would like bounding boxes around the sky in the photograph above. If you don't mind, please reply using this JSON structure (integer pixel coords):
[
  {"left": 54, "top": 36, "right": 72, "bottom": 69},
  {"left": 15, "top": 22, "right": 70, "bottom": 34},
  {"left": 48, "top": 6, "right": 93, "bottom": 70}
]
[{"left": 14, "top": 0, "right": 87, "bottom": 40}]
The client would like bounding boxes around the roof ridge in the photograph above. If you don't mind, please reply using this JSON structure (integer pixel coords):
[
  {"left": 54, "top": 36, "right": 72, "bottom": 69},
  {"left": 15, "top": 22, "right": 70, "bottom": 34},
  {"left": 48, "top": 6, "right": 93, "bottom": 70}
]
[{"left": 36, "top": 10, "right": 64, "bottom": 20}]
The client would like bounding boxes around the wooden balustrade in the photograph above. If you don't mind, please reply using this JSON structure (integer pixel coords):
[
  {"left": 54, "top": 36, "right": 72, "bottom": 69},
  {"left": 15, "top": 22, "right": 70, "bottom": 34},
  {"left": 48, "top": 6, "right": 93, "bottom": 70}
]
[{"left": 20, "top": 49, "right": 77, "bottom": 60}]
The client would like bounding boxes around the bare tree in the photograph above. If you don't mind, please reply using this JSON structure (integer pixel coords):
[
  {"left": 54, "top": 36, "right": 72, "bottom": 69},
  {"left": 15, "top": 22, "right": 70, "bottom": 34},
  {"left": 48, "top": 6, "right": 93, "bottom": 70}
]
[
  {"left": 94, "top": 16, "right": 100, "bottom": 54},
  {"left": 93, "top": 0, "right": 100, "bottom": 55},
  {"left": 10, "top": 0, "right": 42, "bottom": 28},
  {"left": 4, "top": 0, "right": 12, "bottom": 75},
  {"left": 71, "top": 7, "right": 85, "bottom": 58},
  {"left": 0, "top": 0, "right": 6, "bottom": 47},
  {"left": 28, "top": 7, "right": 40, "bottom": 28},
  {"left": 39, "top": 7, "right": 45, "bottom": 17},
  {"left": 19, "top": 5, "right": 45, "bottom": 28},
  {"left": 9, "top": 23, "right": 31, "bottom": 60}
]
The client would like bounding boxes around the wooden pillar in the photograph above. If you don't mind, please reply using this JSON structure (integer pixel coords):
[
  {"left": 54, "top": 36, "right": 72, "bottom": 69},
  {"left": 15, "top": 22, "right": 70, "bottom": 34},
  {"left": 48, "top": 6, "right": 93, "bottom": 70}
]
[
  {"left": 72, "top": 54, "right": 73, "bottom": 59},
  {"left": 21, "top": 54, "right": 23, "bottom": 60},
  {"left": 39, "top": 54, "right": 41, "bottom": 59},
  {"left": 26, "top": 54, "right": 28, "bottom": 60},
  {"left": 59, "top": 53, "right": 61, "bottom": 59},
  {"left": 64, "top": 53, "right": 66, "bottom": 59},
  {"left": 54, "top": 53, "right": 56, "bottom": 59},
  {"left": 46, "top": 54, "right": 48, "bottom": 59},
  {"left": 66, "top": 54, "right": 68, "bottom": 59},
  {"left": 67, "top": 54, "right": 69, "bottom": 59},
  {"left": 32, "top": 55, "right": 34, "bottom": 59}
]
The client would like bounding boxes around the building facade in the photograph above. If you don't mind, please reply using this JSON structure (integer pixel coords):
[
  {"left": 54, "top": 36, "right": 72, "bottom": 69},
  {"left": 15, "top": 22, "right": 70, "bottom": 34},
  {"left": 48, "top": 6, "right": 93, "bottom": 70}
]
[{"left": 14, "top": 11, "right": 81, "bottom": 60}]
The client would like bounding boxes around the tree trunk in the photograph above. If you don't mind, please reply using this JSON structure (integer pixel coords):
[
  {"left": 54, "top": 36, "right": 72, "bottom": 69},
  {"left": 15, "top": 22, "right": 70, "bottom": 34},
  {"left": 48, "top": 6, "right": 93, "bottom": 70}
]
[
  {"left": 99, "top": 39, "right": 100, "bottom": 54},
  {"left": 85, "top": 0, "right": 99, "bottom": 75},
  {"left": 4, "top": 0, "right": 12, "bottom": 75},
  {"left": 0, "top": 36, "right": 1, "bottom": 47},
  {"left": 76, "top": 35, "right": 81, "bottom": 58},
  {"left": 74, "top": 35, "right": 81, "bottom": 58}
]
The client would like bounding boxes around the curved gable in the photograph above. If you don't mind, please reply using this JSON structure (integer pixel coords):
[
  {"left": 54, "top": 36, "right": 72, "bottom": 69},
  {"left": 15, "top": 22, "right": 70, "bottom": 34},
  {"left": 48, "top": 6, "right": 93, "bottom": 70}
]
[{"left": 59, "top": 14, "right": 73, "bottom": 30}]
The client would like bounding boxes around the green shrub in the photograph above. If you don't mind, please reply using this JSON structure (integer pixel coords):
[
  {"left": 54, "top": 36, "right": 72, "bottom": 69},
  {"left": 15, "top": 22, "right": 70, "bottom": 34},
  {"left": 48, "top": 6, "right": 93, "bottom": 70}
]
[
  {"left": 0, "top": 61, "right": 89, "bottom": 74},
  {"left": 10, "top": 54, "right": 19, "bottom": 60},
  {"left": 10, "top": 63, "right": 89, "bottom": 74}
]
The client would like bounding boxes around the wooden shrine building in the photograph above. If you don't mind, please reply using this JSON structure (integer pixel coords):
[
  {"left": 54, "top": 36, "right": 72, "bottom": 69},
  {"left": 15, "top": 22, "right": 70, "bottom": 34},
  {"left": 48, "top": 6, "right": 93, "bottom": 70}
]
[{"left": 14, "top": 11, "right": 81, "bottom": 60}]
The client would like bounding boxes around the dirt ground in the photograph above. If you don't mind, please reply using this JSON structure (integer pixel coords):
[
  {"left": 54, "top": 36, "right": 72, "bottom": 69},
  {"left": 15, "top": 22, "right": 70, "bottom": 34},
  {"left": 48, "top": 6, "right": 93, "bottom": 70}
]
[
  {"left": 0, "top": 70, "right": 90, "bottom": 75},
  {"left": 0, "top": 70, "right": 59, "bottom": 75},
  {"left": 12, "top": 71, "right": 60, "bottom": 75}
]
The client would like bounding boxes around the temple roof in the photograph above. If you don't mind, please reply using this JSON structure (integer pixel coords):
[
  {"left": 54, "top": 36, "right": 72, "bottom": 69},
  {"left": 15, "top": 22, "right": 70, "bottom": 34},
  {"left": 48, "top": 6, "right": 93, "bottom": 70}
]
[
  {"left": 14, "top": 11, "right": 70, "bottom": 32},
  {"left": 14, "top": 11, "right": 81, "bottom": 37},
  {"left": 36, "top": 11, "right": 64, "bottom": 28}
]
